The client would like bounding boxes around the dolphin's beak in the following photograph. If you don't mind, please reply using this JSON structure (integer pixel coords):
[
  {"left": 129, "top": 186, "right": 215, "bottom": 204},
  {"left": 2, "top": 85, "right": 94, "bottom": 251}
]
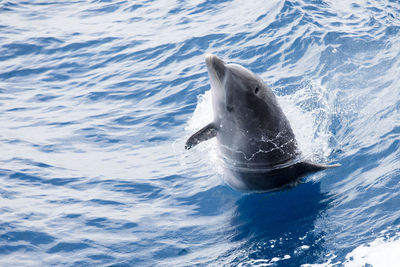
[{"left": 205, "top": 53, "right": 225, "bottom": 83}]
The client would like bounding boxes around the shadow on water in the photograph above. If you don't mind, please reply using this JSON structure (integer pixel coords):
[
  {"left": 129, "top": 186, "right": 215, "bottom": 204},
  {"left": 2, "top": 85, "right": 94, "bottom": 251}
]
[{"left": 227, "top": 181, "right": 332, "bottom": 265}]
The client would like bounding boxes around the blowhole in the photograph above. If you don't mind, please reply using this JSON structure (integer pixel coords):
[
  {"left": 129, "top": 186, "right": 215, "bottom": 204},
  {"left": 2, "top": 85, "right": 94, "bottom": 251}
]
[{"left": 254, "top": 87, "right": 259, "bottom": 94}]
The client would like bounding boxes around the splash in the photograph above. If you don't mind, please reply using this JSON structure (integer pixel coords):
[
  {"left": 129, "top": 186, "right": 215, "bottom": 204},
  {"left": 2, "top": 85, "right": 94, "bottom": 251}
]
[
  {"left": 184, "top": 90, "right": 221, "bottom": 173},
  {"left": 280, "top": 80, "right": 336, "bottom": 162},
  {"left": 185, "top": 90, "right": 214, "bottom": 132}
]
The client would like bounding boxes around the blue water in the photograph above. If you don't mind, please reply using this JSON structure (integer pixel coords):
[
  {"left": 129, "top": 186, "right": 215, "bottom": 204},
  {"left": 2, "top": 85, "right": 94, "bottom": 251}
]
[{"left": 1, "top": 0, "right": 399, "bottom": 266}]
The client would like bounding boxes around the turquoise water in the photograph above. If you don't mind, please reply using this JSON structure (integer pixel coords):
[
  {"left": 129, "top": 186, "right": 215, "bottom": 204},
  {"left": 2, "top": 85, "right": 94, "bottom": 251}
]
[{"left": 0, "top": 0, "right": 399, "bottom": 266}]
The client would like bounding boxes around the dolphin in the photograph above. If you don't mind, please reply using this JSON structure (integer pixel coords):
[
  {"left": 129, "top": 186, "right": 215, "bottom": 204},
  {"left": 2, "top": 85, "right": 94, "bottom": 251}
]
[{"left": 186, "top": 54, "right": 339, "bottom": 192}]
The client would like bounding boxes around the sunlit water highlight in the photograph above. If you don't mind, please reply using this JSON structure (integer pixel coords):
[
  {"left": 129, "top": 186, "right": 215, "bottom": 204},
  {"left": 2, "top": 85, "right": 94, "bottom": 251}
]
[{"left": 0, "top": 0, "right": 399, "bottom": 266}]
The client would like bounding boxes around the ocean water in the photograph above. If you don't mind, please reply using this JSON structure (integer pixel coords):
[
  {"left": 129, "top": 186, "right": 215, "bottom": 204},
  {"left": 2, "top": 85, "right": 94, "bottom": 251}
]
[{"left": 0, "top": 0, "right": 399, "bottom": 266}]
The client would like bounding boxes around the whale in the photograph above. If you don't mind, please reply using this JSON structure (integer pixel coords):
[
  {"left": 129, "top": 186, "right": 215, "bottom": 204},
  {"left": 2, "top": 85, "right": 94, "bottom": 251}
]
[{"left": 186, "top": 54, "right": 339, "bottom": 192}]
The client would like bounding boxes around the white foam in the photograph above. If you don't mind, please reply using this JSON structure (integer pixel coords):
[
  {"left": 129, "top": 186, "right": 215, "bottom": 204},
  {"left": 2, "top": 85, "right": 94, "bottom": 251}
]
[
  {"left": 302, "top": 232, "right": 400, "bottom": 267},
  {"left": 343, "top": 236, "right": 400, "bottom": 267}
]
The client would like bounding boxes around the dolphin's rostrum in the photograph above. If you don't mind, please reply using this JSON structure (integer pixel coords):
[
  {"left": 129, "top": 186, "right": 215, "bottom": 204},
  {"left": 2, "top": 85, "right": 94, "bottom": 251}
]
[{"left": 186, "top": 54, "right": 339, "bottom": 192}]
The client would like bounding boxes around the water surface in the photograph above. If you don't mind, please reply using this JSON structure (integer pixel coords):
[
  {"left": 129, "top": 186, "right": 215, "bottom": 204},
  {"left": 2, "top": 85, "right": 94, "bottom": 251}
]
[{"left": 0, "top": 0, "right": 399, "bottom": 266}]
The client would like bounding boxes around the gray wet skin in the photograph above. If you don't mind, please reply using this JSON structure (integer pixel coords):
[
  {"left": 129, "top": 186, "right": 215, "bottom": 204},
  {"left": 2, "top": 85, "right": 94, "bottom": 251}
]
[{"left": 186, "top": 54, "right": 339, "bottom": 191}]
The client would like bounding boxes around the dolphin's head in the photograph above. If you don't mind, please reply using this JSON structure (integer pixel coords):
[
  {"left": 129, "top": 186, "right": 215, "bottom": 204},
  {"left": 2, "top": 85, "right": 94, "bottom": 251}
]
[{"left": 205, "top": 54, "right": 275, "bottom": 133}]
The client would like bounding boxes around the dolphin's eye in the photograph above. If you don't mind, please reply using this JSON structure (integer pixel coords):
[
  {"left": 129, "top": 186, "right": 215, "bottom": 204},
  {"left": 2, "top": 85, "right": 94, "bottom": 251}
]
[
  {"left": 226, "top": 105, "right": 234, "bottom": 112},
  {"left": 254, "top": 87, "right": 259, "bottom": 94}
]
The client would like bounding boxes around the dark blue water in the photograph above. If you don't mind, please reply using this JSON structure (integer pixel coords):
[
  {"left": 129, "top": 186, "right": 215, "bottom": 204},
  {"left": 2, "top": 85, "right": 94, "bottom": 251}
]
[{"left": 1, "top": 0, "right": 399, "bottom": 266}]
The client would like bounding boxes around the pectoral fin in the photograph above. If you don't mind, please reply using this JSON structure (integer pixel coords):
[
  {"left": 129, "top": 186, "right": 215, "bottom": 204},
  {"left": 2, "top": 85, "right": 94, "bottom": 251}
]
[{"left": 185, "top": 123, "right": 218, "bottom": 150}]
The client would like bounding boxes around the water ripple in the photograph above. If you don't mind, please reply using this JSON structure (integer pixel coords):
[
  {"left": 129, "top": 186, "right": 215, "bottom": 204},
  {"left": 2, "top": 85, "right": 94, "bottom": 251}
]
[{"left": 0, "top": 0, "right": 399, "bottom": 266}]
